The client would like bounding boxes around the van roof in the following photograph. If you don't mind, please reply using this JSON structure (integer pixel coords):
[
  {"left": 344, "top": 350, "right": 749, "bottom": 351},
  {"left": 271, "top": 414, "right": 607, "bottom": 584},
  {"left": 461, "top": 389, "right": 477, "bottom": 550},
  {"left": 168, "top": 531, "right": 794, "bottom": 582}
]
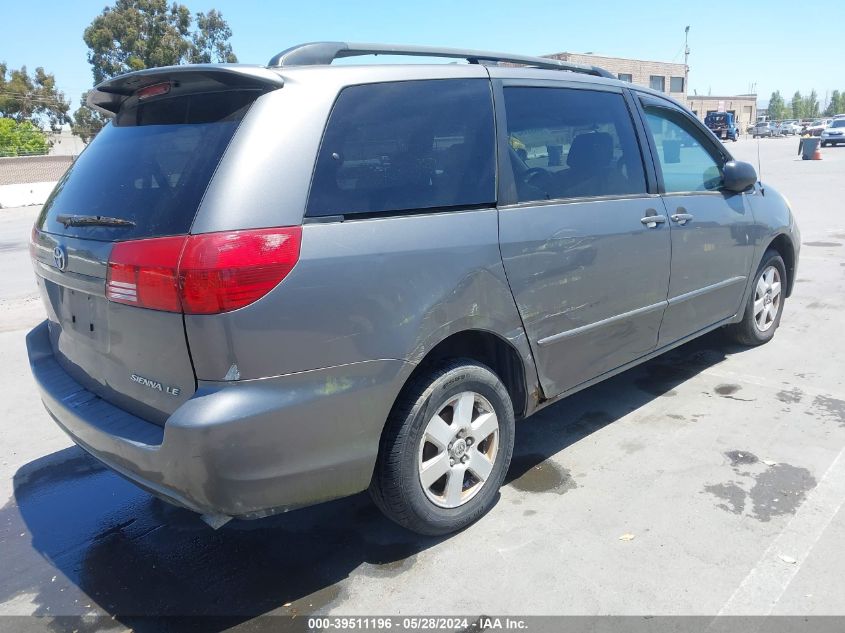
[{"left": 88, "top": 42, "right": 686, "bottom": 116}]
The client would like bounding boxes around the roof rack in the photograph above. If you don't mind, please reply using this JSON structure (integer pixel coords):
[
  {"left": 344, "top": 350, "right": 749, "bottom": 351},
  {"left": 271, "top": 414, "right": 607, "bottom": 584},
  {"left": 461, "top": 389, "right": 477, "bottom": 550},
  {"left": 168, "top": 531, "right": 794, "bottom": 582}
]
[{"left": 267, "top": 42, "right": 615, "bottom": 79}]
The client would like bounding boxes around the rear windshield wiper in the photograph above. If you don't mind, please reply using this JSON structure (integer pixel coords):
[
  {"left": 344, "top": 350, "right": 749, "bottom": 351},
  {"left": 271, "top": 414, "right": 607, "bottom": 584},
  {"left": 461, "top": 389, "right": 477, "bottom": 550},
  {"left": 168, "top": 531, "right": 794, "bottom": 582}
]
[{"left": 56, "top": 214, "right": 136, "bottom": 228}]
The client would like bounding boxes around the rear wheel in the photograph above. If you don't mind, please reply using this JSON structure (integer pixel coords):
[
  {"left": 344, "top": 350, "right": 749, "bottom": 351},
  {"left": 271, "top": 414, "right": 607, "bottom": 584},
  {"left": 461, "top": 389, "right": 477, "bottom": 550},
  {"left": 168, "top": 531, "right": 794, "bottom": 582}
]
[
  {"left": 370, "top": 360, "right": 515, "bottom": 535},
  {"left": 725, "top": 249, "right": 787, "bottom": 346}
]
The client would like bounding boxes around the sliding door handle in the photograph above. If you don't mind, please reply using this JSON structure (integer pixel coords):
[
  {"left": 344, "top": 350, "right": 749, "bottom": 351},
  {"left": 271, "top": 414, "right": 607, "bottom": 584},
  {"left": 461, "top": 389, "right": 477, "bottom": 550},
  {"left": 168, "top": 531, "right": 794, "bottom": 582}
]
[{"left": 641, "top": 211, "right": 666, "bottom": 228}]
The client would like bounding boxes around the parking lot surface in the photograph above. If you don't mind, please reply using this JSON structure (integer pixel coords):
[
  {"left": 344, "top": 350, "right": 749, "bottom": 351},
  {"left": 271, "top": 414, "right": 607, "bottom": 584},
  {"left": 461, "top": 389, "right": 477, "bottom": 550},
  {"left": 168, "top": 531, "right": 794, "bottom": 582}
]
[{"left": 1, "top": 137, "right": 844, "bottom": 627}]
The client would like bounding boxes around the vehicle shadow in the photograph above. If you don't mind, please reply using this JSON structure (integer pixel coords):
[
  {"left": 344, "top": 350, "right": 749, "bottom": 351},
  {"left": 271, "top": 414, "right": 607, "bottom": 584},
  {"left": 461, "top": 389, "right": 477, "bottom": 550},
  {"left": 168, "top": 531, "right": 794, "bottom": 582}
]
[{"left": 0, "top": 330, "right": 744, "bottom": 631}]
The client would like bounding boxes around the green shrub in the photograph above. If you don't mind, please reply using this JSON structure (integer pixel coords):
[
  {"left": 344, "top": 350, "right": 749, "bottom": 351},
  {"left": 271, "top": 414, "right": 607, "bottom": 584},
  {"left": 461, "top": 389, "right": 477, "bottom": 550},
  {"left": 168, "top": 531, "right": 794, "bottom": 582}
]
[{"left": 0, "top": 118, "right": 49, "bottom": 157}]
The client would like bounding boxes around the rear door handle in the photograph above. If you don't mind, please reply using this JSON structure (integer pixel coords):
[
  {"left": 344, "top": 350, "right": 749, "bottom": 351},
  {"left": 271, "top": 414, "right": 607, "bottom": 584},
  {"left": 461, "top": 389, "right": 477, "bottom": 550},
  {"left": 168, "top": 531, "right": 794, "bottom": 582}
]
[
  {"left": 671, "top": 213, "right": 694, "bottom": 225},
  {"left": 640, "top": 210, "right": 666, "bottom": 228}
]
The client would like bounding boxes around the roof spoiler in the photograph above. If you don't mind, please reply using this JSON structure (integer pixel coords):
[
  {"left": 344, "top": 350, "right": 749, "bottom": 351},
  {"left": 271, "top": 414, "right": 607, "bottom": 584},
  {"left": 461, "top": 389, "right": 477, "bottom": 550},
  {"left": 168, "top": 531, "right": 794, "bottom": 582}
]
[
  {"left": 86, "top": 64, "right": 285, "bottom": 116},
  {"left": 267, "top": 42, "right": 615, "bottom": 79}
]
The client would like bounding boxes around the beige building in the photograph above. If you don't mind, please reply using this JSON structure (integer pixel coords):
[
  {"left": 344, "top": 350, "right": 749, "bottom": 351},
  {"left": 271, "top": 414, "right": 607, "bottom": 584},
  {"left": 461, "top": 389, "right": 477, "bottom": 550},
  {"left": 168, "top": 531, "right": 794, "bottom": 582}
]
[
  {"left": 687, "top": 95, "right": 758, "bottom": 130},
  {"left": 543, "top": 52, "right": 757, "bottom": 130},
  {"left": 545, "top": 52, "right": 688, "bottom": 103}
]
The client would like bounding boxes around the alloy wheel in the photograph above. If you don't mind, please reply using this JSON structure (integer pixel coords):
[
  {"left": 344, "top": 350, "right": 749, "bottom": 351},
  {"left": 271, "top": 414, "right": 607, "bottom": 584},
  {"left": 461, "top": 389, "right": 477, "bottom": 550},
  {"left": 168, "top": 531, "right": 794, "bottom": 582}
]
[
  {"left": 417, "top": 391, "right": 499, "bottom": 509},
  {"left": 753, "top": 265, "right": 782, "bottom": 332}
]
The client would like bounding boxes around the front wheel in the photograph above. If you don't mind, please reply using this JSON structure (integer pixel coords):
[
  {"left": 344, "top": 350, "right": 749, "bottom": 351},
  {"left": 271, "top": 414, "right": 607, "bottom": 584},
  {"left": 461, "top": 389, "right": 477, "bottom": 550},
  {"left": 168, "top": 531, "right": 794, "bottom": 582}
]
[
  {"left": 370, "top": 360, "right": 515, "bottom": 535},
  {"left": 725, "top": 249, "right": 787, "bottom": 346}
]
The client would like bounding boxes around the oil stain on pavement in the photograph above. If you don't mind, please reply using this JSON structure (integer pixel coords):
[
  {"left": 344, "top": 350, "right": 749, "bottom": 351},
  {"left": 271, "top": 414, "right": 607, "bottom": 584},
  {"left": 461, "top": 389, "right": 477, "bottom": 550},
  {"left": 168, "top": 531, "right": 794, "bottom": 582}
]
[
  {"left": 704, "top": 482, "right": 746, "bottom": 514},
  {"left": 506, "top": 454, "right": 577, "bottom": 495},
  {"left": 776, "top": 387, "right": 804, "bottom": 404},
  {"left": 714, "top": 384, "right": 755, "bottom": 402},
  {"left": 810, "top": 395, "right": 845, "bottom": 427},
  {"left": 704, "top": 450, "right": 817, "bottom": 522}
]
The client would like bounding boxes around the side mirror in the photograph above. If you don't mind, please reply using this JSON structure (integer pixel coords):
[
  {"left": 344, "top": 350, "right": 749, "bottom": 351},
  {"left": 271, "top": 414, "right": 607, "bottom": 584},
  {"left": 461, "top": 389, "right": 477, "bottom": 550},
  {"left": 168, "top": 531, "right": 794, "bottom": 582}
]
[{"left": 722, "top": 160, "right": 757, "bottom": 192}]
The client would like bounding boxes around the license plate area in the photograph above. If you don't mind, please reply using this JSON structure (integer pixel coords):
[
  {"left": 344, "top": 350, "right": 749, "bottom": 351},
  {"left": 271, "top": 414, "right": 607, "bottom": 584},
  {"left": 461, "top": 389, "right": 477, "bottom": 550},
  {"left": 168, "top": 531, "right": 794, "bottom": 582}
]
[{"left": 46, "top": 281, "right": 109, "bottom": 352}]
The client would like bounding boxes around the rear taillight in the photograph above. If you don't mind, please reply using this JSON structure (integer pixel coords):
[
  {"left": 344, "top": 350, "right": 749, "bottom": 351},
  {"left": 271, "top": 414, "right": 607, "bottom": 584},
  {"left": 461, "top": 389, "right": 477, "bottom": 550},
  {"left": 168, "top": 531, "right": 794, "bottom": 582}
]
[
  {"left": 107, "top": 235, "right": 185, "bottom": 311},
  {"left": 179, "top": 228, "right": 302, "bottom": 314},
  {"left": 106, "top": 227, "right": 302, "bottom": 314}
]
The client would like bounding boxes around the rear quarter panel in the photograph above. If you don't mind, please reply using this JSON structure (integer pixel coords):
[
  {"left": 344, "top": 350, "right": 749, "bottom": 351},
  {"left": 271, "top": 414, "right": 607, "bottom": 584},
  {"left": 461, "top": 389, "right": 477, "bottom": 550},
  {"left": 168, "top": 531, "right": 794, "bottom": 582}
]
[{"left": 185, "top": 209, "right": 535, "bottom": 388}]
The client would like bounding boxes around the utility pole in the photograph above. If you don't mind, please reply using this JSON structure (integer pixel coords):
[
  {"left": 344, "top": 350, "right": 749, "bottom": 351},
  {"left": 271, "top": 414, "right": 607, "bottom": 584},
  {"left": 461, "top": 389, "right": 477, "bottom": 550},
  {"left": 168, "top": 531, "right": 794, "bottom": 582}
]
[{"left": 684, "top": 26, "right": 690, "bottom": 106}]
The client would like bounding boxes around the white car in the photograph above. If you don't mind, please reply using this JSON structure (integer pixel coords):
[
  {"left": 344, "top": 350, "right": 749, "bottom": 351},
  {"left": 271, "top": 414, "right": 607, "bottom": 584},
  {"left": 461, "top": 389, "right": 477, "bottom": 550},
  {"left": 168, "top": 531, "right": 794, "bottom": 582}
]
[
  {"left": 778, "top": 120, "right": 801, "bottom": 135},
  {"left": 821, "top": 119, "right": 845, "bottom": 146}
]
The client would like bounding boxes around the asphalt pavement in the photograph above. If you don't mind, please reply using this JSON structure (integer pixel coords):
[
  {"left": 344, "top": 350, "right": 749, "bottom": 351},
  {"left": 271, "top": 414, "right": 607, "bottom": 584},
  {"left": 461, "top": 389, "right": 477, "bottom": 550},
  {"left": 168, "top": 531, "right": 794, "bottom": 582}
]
[{"left": 1, "top": 136, "right": 844, "bottom": 629}]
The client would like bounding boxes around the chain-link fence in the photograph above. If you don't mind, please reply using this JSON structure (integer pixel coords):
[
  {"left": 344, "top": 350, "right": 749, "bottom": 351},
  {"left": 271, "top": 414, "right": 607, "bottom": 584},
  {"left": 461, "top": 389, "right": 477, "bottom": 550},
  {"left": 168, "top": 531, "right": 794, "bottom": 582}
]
[
  {"left": 0, "top": 155, "right": 74, "bottom": 186},
  {"left": 0, "top": 154, "right": 74, "bottom": 208}
]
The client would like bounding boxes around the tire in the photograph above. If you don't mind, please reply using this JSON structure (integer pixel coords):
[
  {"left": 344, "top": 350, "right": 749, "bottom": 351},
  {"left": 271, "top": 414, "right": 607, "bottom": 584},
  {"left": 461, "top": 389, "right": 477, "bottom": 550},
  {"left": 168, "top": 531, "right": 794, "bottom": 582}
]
[
  {"left": 370, "top": 359, "right": 515, "bottom": 535},
  {"left": 822, "top": 141, "right": 829, "bottom": 147},
  {"left": 725, "top": 249, "right": 787, "bottom": 346}
]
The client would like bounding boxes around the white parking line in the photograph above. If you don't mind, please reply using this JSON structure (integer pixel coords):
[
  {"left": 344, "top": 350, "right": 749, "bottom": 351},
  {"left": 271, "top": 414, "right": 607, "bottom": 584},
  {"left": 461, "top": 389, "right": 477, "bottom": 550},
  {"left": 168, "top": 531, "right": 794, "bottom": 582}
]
[{"left": 717, "top": 444, "right": 845, "bottom": 615}]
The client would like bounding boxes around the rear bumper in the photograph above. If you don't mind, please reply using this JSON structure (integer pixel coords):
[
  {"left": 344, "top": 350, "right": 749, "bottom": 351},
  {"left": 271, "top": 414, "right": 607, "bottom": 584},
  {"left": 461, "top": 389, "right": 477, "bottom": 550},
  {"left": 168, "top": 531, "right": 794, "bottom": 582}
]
[{"left": 27, "top": 320, "right": 412, "bottom": 518}]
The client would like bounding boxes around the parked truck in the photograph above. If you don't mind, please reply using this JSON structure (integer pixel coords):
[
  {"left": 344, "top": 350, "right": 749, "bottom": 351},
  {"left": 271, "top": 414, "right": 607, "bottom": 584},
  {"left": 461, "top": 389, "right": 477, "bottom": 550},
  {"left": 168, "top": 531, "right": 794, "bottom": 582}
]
[{"left": 705, "top": 112, "right": 739, "bottom": 141}]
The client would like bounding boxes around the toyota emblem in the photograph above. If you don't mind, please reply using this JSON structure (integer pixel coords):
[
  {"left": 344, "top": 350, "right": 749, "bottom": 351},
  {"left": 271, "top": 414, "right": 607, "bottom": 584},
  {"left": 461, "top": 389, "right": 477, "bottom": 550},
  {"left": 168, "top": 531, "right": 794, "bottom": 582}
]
[{"left": 53, "top": 245, "right": 68, "bottom": 272}]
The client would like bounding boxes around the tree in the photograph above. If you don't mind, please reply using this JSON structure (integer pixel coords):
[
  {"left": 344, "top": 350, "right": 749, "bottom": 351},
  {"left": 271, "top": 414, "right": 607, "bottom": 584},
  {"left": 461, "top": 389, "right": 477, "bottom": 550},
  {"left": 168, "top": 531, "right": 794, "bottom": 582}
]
[
  {"left": 72, "top": 0, "right": 238, "bottom": 142},
  {"left": 190, "top": 10, "right": 236, "bottom": 64},
  {"left": 802, "top": 90, "right": 819, "bottom": 118},
  {"left": 767, "top": 91, "right": 786, "bottom": 121},
  {"left": 70, "top": 93, "right": 106, "bottom": 143},
  {"left": 0, "top": 118, "right": 49, "bottom": 157},
  {"left": 824, "top": 90, "right": 842, "bottom": 117},
  {"left": 791, "top": 91, "right": 803, "bottom": 119},
  {"left": 82, "top": 0, "right": 237, "bottom": 84},
  {"left": 0, "top": 63, "right": 70, "bottom": 131}
]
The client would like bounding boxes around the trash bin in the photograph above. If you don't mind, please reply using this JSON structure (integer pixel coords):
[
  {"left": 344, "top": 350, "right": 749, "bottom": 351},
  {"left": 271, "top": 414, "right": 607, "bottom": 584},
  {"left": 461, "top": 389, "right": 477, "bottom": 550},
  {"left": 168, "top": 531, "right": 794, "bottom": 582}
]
[
  {"left": 663, "top": 139, "right": 682, "bottom": 164},
  {"left": 799, "top": 136, "right": 821, "bottom": 160},
  {"left": 547, "top": 144, "right": 563, "bottom": 167}
]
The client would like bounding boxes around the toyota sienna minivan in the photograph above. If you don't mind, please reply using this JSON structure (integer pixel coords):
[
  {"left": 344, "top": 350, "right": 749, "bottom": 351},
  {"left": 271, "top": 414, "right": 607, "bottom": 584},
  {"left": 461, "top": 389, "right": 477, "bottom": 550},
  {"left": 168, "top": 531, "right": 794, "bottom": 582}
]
[{"left": 27, "top": 42, "right": 800, "bottom": 535}]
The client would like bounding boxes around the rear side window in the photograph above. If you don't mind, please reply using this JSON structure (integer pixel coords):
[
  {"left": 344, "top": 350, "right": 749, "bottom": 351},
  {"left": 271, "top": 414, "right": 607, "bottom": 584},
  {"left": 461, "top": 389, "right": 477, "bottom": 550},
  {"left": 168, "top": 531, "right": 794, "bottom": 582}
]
[
  {"left": 37, "top": 90, "right": 257, "bottom": 241},
  {"left": 504, "top": 87, "right": 647, "bottom": 203},
  {"left": 306, "top": 79, "right": 495, "bottom": 217}
]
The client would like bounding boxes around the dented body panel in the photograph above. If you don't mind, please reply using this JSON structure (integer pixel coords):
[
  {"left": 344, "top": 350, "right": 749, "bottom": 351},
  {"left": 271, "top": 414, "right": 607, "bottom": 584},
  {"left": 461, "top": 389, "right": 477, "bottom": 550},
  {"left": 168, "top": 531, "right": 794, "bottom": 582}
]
[{"left": 28, "top": 321, "right": 413, "bottom": 517}]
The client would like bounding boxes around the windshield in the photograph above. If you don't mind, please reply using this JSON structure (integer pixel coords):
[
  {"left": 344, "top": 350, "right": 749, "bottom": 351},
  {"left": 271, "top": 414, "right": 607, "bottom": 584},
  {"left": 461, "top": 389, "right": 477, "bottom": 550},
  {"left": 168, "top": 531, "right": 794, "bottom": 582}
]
[
  {"left": 831, "top": 120, "right": 845, "bottom": 128},
  {"left": 37, "top": 90, "right": 256, "bottom": 241}
]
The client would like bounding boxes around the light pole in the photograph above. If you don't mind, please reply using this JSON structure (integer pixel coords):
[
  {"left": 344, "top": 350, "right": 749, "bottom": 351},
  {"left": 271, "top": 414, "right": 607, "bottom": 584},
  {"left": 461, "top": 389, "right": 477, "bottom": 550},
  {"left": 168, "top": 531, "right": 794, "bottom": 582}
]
[{"left": 684, "top": 26, "right": 690, "bottom": 107}]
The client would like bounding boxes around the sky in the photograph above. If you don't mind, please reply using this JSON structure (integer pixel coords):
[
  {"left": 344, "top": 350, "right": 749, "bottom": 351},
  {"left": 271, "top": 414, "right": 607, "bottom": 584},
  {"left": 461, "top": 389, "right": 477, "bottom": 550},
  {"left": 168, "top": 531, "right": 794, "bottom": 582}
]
[{"left": 2, "top": 0, "right": 844, "bottom": 108}]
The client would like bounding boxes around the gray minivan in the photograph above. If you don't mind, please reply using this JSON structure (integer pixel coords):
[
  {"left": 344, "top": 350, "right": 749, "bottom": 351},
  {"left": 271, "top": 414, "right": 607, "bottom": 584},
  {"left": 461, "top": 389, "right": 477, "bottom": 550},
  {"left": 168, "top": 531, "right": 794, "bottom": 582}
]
[{"left": 27, "top": 43, "right": 800, "bottom": 535}]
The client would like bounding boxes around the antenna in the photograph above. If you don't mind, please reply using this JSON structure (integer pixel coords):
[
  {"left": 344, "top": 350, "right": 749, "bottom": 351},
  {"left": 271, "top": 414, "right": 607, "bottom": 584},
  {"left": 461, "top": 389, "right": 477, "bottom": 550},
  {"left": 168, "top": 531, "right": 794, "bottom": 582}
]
[{"left": 684, "top": 26, "right": 690, "bottom": 99}]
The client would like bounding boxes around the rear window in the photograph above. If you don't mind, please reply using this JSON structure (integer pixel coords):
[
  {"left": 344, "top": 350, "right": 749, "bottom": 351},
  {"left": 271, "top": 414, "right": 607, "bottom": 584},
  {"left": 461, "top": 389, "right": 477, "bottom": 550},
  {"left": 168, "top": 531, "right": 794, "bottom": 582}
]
[
  {"left": 37, "top": 90, "right": 257, "bottom": 241},
  {"left": 306, "top": 79, "right": 495, "bottom": 217}
]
